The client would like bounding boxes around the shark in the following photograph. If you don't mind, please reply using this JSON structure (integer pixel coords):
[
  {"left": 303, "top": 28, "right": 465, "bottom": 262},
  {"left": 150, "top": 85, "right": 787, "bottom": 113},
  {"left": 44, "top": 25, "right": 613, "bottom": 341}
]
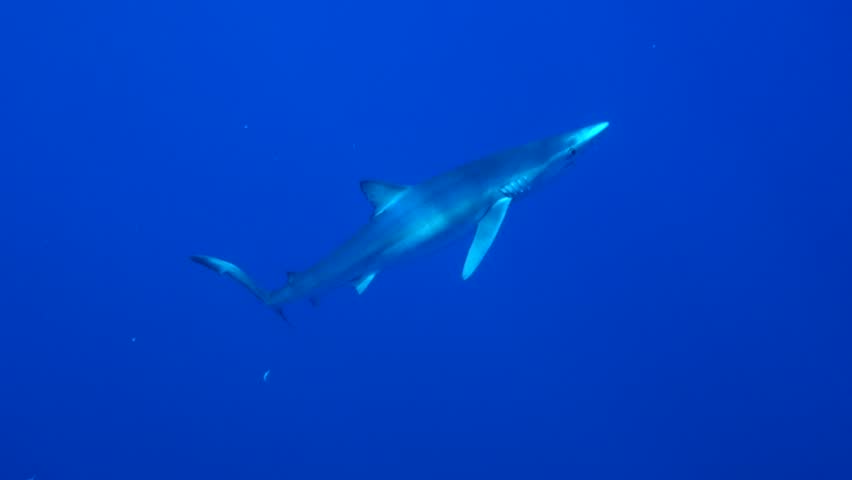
[{"left": 191, "top": 121, "right": 609, "bottom": 319}]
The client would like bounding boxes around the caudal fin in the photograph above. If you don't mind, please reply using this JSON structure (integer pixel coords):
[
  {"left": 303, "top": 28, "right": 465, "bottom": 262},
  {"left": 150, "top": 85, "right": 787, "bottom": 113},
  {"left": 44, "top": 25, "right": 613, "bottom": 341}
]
[{"left": 190, "top": 255, "right": 288, "bottom": 320}]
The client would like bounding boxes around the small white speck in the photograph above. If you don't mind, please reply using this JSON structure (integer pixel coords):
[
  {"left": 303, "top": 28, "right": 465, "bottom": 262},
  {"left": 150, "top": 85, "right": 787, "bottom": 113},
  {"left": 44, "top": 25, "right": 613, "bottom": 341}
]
[{"left": 131, "top": 337, "right": 136, "bottom": 343}]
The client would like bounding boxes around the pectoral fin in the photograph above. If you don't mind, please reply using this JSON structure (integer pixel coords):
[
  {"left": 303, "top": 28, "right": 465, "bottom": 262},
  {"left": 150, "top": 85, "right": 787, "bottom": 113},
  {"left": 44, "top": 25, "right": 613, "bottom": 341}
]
[
  {"left": 462, "top": 197, "right": 512, "bottom": 280},
  {"left": 352, "top": 271, "right": 378, "bottom": 294}
]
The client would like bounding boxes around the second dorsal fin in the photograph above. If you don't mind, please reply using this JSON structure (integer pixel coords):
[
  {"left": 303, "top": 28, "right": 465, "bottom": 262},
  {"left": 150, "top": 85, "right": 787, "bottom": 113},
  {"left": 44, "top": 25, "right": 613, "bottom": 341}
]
[{"left": 360, "top": 180, "right": 409, "bottom": 216}]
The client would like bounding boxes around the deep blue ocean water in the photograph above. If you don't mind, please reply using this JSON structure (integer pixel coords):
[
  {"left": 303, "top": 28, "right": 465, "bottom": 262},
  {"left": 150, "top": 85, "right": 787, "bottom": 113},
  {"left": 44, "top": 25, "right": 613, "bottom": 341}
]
[{"left": 3, "top": 0, "right": 851, "bottom": 478}]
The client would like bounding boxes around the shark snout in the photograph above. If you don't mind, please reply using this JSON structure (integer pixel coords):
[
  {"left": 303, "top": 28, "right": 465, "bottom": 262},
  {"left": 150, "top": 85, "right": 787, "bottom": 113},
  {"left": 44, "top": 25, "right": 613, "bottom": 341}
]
[
  {"left": 590, "top": 121, "right": 610, "bottom": 136},
  {"left": 576, "top": 121, "right": 609, "bottom": 146}
]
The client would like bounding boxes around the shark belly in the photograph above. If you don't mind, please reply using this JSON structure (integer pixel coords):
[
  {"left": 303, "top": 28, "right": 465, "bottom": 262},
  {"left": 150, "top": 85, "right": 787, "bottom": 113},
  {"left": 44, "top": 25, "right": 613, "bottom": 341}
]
[{"left": 381, "top": 198, "right": 491, "bottom": 259}]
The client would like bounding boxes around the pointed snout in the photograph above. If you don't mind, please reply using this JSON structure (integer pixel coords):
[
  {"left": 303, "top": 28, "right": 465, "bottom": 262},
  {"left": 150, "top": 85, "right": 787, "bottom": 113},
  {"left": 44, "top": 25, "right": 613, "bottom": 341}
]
[{"left": 575, "top": 121, "right": 609, "bottom": 146}]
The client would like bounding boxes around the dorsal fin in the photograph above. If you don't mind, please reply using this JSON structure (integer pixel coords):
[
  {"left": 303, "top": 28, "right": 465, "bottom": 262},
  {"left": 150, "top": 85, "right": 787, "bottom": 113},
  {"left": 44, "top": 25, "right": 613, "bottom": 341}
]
[
  {"left": 360, "top": 180, "right": 409, "bottom": 216},
  {"left": 287, "top": 271, "right": 302, "bottom": 285}
]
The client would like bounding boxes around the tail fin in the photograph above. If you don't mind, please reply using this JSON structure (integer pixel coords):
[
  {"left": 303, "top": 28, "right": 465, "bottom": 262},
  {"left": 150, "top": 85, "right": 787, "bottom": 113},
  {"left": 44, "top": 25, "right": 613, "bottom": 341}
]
[{"left": 190, "top": 255, "right": 288, "bottom": 321}]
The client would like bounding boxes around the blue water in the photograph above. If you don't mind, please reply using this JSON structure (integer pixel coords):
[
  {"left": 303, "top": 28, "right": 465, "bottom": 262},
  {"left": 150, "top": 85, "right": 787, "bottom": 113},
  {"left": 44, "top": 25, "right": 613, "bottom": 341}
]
[{"left": 3, "top": 0, "right": 851, "bottom": 478}]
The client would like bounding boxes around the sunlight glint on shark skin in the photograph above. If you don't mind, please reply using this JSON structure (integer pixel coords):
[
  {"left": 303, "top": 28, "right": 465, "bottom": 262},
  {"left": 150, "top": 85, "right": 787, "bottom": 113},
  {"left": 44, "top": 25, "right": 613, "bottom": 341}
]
[{"left": 191, "top": 122, "right": 609, "bottom": 319}]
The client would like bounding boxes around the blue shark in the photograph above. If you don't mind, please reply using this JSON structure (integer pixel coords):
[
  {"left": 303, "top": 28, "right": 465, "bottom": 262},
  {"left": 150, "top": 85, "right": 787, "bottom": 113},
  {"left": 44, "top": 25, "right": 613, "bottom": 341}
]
[{"left": 191, "top": 122, "right": 609, "bottom": 318}]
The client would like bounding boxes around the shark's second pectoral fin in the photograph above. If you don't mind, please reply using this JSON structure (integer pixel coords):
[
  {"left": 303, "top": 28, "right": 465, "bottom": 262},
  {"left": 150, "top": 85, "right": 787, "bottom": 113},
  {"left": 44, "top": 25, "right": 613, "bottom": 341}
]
[
  {"left": 352, "top": 271, "right": 378, "bottom": 294},
  {"left": 360, "top": 180, "right": 409, "bottom": 216},
  {"left": 463, "top": 197, "right": 512, "bottom": 280}
]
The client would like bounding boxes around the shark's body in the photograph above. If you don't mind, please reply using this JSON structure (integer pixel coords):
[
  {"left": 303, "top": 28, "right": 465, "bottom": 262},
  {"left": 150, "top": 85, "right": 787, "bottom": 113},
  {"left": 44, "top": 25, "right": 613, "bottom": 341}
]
[{"left": 192, "top": 122, "right": 609, "bottom": 318}]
